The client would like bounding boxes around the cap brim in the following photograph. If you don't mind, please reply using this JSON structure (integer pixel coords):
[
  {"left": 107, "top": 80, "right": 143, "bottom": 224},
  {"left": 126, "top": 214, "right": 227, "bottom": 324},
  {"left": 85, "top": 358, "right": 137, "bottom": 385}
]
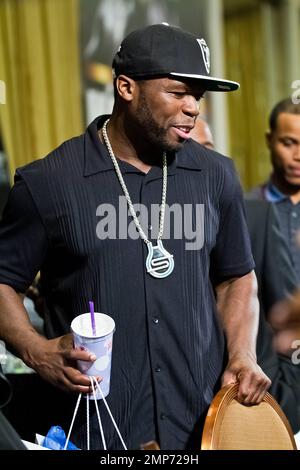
[{"left": 170, "top": 72, "right": 239, "bottom": 92}]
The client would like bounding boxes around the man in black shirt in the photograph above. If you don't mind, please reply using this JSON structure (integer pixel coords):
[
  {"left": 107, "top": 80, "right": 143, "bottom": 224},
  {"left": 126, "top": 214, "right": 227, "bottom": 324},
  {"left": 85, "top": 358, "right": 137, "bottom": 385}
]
[{"left": 0, "top": 24, "right": 270, "bottom": 449}]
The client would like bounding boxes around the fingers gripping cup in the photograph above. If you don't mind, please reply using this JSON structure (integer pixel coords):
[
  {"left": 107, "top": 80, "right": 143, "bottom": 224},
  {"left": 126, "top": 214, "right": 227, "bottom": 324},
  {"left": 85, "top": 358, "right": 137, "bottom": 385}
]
[{"left": 71, "top": 313, "right": 115, "bottom": 400}]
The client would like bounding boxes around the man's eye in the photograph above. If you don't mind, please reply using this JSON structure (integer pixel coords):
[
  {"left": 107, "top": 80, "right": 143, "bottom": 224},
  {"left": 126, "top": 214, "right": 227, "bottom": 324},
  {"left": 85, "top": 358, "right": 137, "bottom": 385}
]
[{"left": 282, "top": 139, "right": 294, "bottom": 147}]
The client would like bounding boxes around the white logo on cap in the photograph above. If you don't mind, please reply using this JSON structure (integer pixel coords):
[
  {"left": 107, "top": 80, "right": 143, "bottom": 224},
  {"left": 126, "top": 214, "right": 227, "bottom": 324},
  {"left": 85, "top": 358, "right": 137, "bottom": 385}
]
[{"left": 197, "top": 39, "right": 210, "bottom": 74}]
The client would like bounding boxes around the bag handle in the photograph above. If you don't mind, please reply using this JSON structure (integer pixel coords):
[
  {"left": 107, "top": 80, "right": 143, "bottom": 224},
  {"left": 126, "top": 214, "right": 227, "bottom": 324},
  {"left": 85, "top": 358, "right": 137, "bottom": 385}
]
[{"left": 64, "top": 376, "right": 127, "bottom": 450}]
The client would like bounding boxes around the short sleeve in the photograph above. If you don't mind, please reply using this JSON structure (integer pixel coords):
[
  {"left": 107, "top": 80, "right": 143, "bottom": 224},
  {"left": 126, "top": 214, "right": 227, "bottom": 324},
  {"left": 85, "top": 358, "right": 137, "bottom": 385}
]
[
  {"left": 0, "top": 176, "right": 49, "bottom": 292},
  {"left": 210, "top": 161, "right": 255, "bottom": 285}
]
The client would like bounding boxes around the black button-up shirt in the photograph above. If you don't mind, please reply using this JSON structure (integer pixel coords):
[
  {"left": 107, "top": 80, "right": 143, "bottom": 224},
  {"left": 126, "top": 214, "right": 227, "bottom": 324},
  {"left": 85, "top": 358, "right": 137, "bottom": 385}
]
[{"left": 0, "top": 116, "right": 254, "bottom": 449}]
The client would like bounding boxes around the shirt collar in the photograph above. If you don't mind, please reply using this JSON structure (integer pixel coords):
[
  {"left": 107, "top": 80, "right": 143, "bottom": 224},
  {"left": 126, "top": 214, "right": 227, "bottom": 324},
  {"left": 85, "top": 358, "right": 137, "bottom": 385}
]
[
  {"left": 264, "top": 180, "right": 288, "bottom": 202},
  {"left": 83, "top": 115, "right": 203, "bottom": 178},
  {"left": 83, "top": 115, "right": 114, "bottom": 176}
]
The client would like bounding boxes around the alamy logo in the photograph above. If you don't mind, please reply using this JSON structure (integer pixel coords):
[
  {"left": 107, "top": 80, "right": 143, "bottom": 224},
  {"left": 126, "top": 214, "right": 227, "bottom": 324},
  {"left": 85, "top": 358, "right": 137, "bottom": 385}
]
[
  {"left": 96, "top": 197, "right": 205, "bottom": 251},
  {"left": 0, "top": 340, "right": 7, "bottom": 365},
  {"left": 0, "top": 80, "right": 5, "bottom": 104},
  {"left": 197, "top": 39, "right": 210, "bottom": 74},
  {"left": 291, "top": 339, "right": 300, "bottom": 365},
  {"left": 291, "top": 80, "right": 300, "bottom": 104}
]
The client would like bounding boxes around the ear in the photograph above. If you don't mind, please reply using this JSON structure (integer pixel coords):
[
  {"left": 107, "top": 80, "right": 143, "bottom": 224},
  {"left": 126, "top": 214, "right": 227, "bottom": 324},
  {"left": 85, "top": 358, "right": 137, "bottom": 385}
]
[
  {"left": 265, "top": 130, "right": 272, "bottom": 149},
  {"left": 115, "top": 75, "right": 136, "bottom": 102}
]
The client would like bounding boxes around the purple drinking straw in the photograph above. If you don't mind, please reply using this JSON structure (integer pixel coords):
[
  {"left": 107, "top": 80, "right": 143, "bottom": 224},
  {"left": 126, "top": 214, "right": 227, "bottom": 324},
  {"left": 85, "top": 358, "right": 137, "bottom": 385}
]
[{"left": 89, "top": 301, "right": 96, "bottom": 336}]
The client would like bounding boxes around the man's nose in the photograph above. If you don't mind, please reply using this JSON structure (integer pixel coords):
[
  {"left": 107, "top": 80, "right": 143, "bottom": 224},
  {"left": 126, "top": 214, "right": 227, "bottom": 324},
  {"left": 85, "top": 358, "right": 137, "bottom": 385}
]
[
  {"left": 293, "top": 143, "right": 300, "bottom": 160},
  {"left": 182, "top": 96, "right": 200, "bottom": 118}
]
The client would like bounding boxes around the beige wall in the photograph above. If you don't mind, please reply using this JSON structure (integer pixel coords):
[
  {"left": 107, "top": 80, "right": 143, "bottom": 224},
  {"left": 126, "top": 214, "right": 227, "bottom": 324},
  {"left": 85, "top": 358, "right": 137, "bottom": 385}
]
[
  {"left": 224, "top": 0, "right": 300, "bottom": 190},
  {"left": 0, "top": 0, "right": 83, "bottom": 180}
]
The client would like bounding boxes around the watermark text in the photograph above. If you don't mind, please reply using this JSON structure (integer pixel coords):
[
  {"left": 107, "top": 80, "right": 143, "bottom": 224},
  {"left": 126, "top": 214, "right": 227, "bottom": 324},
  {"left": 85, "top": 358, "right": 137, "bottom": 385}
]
[
  {"left": 291, "top": 339, "right": 300, "bottom": 365},
  {"left": 96, "top": 197, "right": 205, "bottom": 250},
  {"left": 291, "top": 80, "right": 300, "bottom": 104},
  {"left": 0, "top": 80, "right": 5, "bottom": 104}
]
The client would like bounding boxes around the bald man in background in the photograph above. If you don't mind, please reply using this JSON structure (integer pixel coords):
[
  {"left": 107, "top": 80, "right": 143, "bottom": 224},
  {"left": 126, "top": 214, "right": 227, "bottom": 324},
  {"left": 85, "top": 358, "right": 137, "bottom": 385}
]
[
  {"left": 190, "top": 119, "right": 214, "bottom": 150},
  {"left": 190, "top": 118, "right": 300, "bottom": 433}
]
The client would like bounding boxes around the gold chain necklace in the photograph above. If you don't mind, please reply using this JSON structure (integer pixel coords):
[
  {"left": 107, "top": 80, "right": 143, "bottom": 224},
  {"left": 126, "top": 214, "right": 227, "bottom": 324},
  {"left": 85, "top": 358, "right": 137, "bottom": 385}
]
[{"left": 101, "top": 119, "right": 174, "bottom": 278}]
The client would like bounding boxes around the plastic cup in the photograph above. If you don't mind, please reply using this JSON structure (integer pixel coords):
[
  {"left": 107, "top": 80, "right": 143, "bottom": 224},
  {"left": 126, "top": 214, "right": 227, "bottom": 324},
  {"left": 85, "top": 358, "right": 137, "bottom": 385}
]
[{"left": 71, "top": 312, "right": 115, "bottom": 400}]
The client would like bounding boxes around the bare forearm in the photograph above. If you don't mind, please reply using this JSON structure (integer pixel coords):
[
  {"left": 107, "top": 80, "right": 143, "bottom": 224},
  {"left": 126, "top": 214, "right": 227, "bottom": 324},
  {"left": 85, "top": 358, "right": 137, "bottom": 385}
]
[
  {"left": 216, "top": 271, "right": 270, "bottom": 404},
  {"left": 216, "top": 271, "right": 259, "bottom": 359},
  {"left": 0, "top": 284, "right": 46, "bottom": 362},
  {"left": 0, "top": 284, "right": 100, "bottom": 394}
]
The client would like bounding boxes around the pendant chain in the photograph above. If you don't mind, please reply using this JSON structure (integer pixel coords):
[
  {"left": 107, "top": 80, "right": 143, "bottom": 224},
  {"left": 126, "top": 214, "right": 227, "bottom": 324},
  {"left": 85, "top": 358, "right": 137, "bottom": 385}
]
[{"left": 102, "top": 119, "right": 168, "bottom": 244}]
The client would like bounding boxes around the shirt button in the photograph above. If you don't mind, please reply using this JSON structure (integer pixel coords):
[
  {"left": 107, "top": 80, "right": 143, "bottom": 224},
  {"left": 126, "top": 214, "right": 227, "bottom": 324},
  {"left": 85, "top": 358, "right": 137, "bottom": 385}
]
[
  {"left": 155, "top": 366, "right": 161, "bottom": 372},
  {"left": 160, "top": 413, "right": 166, "bottom": 420},
  {"left": 291, "top": 212, "right": 298, "bottom": 218},
  {"left": 148, "top": 224, "right": 153, "bottom": 231},
  {"left": 152, "top": 318, "right": 159, "bottom": 324}
]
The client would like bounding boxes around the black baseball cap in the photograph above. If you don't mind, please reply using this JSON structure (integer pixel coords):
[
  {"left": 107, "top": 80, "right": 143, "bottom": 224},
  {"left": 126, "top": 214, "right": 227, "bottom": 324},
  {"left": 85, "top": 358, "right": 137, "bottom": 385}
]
[{"left": 112, "top": 23, "right": 239, "bottom": 92}]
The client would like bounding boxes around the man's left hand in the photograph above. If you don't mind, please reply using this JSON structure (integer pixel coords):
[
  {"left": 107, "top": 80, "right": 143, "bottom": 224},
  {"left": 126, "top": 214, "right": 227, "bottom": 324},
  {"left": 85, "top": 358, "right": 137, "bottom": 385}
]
[{"left": 221, "top": 352, "right": 271, "bottom": 405}]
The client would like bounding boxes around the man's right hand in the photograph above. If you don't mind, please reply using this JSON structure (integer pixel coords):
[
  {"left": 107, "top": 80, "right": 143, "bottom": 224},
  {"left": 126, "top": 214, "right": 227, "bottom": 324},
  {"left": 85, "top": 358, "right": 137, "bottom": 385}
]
[
  {"left": 0, "top": 284, "right": 102, "bottom": 394},
  {"left": 23, "top": 333, "right": 102, "bottom": 394}
]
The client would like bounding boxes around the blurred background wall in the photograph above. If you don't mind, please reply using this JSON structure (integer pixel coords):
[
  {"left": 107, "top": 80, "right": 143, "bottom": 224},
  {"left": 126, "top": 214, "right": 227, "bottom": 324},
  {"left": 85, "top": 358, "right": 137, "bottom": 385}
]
[
  {"left": 0, "top": 0, "right": 83, "bottom": 187},
  {"left": 0, "top": 0, "right": 300, "bottom": 201},
  {"left": 225, "top": 0, "right": 300, "bottom": 189}
]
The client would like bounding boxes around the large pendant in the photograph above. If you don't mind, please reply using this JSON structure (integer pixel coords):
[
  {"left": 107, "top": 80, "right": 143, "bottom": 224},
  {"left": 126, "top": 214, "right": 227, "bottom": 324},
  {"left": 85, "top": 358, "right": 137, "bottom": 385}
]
[{"left": 146, "top": 240, "right": 174, "bottom": 278}]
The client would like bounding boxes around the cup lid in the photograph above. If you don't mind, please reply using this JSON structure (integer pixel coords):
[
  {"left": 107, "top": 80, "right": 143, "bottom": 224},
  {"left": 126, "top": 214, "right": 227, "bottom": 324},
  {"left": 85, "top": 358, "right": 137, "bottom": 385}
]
[{"left": 71, "top": 312, "right": 115, "bottom": 338}]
